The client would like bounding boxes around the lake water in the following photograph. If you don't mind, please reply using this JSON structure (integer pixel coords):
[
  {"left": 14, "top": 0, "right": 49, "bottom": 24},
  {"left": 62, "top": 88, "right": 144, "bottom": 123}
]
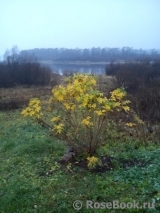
[{"left": 40, "top": 62, "right": 107, "bottom": 75}]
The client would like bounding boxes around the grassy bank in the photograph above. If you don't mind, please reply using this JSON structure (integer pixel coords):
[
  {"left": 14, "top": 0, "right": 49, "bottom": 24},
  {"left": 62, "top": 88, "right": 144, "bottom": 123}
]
[{"left": 0, "top": 110, "right": 160, "bottom": 212}]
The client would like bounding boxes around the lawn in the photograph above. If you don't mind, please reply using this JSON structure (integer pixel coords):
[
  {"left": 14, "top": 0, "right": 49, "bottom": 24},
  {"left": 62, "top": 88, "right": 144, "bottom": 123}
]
[{"left": 0, "top": 110, "right": 160, "bottom": 213}]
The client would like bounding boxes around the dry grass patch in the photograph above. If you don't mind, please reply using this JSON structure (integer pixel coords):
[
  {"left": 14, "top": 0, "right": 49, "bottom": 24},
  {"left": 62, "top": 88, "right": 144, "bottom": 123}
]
[
  {"left": 97, "top": 74, "right": 116, "bottom": 95},
  {"left": 0, "top": 86, "right": 52, "bottom": 110},
  {"left": 0, "top": 72, "right": 63, "bottom": 111}
]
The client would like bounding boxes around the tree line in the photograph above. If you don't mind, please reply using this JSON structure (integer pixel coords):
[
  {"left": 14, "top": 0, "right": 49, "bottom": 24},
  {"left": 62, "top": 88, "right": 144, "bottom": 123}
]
[
  {"left": 26, "top": 47, "right": 160, "bottom": 62},
  {"left": 0, "top": 46, "right": 52, "bottom": 88}
]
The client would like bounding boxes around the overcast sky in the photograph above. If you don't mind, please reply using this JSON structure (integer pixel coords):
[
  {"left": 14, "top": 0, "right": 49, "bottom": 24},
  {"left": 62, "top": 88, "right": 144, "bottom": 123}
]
[{"left": 0, "top": 0, "right": 160, "bottom": 57}]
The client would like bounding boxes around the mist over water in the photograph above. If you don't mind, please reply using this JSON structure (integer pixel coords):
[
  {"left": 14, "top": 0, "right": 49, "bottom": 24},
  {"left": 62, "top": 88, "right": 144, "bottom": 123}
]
[{"left": 40, "top": 62, "right": 107, "bottom": 75}]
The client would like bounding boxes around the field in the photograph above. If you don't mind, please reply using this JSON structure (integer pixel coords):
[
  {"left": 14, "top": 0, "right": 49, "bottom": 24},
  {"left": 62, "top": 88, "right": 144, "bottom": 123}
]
[
  {"left": 0, "top": 108, "right": 160, "bottom": 212},
  {"left": 0, "top": 73, "right": 160, "bottom": 213}
]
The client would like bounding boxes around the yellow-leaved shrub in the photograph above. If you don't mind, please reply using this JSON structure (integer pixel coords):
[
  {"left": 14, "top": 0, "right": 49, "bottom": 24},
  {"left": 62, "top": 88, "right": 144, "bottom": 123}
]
[{"left": 21, "top": 73, "right": 141, "bottom": 155}]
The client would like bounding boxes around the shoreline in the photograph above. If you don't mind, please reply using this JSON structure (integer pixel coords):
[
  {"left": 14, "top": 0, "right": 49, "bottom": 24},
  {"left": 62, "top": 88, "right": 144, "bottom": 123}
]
[{"left": 39, "top": 60, "right": 127, "bottom": 65}]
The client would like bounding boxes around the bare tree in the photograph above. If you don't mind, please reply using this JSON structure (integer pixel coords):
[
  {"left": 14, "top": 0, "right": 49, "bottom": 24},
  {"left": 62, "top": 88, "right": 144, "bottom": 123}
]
[{"left": 3, "top": 46, "right": 19, "bottom": 64}]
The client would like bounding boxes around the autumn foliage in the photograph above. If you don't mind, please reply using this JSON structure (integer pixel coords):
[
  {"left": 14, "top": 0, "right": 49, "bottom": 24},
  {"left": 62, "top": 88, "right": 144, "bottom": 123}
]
[{"left": 21, "top": 74, "right": 138, "bottom": 155}]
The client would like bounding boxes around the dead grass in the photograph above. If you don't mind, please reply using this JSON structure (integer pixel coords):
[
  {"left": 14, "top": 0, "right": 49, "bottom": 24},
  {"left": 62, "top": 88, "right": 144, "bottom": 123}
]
[
  {"left": 0, "top": 72, "right": 63, "bottom": 111},
  {"left": 97, "top": 74, "right": 116, "bottom": 95},
  {"left": 0, "top": 86, "right": 52, "bottom": 110}
]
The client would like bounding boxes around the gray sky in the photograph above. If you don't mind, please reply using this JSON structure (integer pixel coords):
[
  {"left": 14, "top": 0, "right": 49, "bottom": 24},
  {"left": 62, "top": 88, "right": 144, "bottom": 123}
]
[{"left": 0, "top": 0, "right": 160, "bottom": 57}]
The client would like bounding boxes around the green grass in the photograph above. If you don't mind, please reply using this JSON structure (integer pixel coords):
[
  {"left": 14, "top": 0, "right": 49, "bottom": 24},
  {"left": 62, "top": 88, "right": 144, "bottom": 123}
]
[{"left": 0, "top": 110, "right": 160, "bottom": 213}]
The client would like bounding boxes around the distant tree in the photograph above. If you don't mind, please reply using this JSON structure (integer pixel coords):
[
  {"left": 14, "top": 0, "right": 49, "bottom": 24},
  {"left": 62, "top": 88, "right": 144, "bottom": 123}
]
[
  {"left": 19, "top": 50, "right": 37, "bottom": 63},
  {"left": 83, "top": 48, "right": 90, "bottom": 58}
]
